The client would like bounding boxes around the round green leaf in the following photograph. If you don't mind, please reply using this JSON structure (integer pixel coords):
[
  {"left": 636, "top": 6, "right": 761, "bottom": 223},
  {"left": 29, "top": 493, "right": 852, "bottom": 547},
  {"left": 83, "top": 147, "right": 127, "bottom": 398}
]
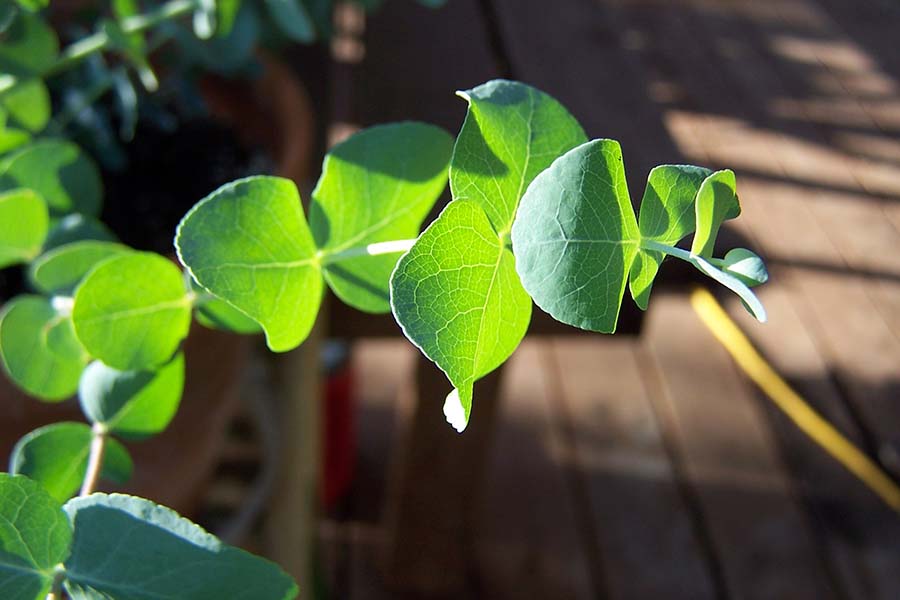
[
  {"left": 62, "top": 493, "right": 299, "bottom": 599},
  {"left": 0, "top": 9, "right": 57, "bottom": 74},
  {"left": 512, "top": 139, "right": 641, "bottom": 333},
  {"left": 391, "top": 200, "right": 531, "bottom": 432},
  {"left": 264, "top": 0, "right": 315, "bottom": 42},
  {"left": 72, "top": 252, "right": 192, "bottom": 370},
  {"left": 450, "top": 79, "right": 587, "bottom": 234},
  {"left": 0, "top": 187, "right": 47, "bottom": 268},
  {"left": 0, "top": 473, "right": 72, "bottom": 600},
  {"left": 28, "top": 241, "right": 131, "bottom": 295},
  {"left": 311, "top": 122, "right": 453, "bottom": 313},
  {"left": 79, "top": 353, "right": 185, "bottom": 438},
  {"left": 44, "top": 213, "right": 117, "bottom": 250},
  {"left": 9, "top": 422, "right": 134, "bottom": 503},
  {"left": 176, "top": 176, "right": 323, "bottom": 352},
  {"left": 1, "top": 77, "right": 50, "bottom": 132},
  {"left": 720, "top": 247, "right": 769, "bottom": 288},
  {"left": 0, "top": 295, "right": 87, "bottom": 401},
  {"left": 691, "top": 169, "right": 740, "bottom": 258},
  {"left": 0, "top": 140, "right": 103, "bottom": 217}
]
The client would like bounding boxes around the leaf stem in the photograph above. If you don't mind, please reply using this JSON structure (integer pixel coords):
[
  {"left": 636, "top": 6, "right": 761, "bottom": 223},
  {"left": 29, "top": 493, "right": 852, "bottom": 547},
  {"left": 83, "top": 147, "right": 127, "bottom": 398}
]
[
  {"left": 79, "top": 423, "right": 108, "bottom": 497},
  {"left": 321, "top": 238, "right": 417, "bottom": 265},
  {"left": 41, "top": 0, "right": 199, "bottom": 78},
  {"left": 46, "top": 565, "right": 65, "bottom": 600},
  {"left": 639, "top": 239, "right": 766, "bottom": 322}
]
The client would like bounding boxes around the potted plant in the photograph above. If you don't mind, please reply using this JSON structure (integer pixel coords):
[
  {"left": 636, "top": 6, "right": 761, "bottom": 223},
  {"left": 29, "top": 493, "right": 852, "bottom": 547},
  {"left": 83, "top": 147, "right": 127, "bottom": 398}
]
[{"left": 0, "top": 2, "right": 769, "bottom": 594}]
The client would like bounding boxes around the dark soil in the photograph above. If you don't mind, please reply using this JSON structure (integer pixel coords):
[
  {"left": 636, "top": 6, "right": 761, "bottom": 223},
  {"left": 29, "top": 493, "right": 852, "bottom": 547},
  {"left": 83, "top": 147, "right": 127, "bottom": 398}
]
[{"left": 101, "top": 118, "right": 258, "bottom": 255}]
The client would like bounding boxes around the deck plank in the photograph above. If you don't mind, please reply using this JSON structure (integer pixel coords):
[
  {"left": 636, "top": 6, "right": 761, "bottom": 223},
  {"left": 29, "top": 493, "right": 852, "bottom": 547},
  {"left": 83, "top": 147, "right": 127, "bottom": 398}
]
[
  {"left": 474, "top": 341, "right": 594, "bottom": 600},
  {"left": 547, "top": 338, "right": 719, "bottom": 600},
  {"left": 617, "top": 1, "right": 900, "bottom": 596},
  {"left": 644, "top": 295, "right": 837, "bottom": 600}
]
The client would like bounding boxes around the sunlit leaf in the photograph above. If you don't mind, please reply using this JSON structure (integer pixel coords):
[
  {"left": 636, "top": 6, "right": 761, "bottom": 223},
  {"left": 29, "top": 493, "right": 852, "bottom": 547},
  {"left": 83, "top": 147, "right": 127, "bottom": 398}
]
[
  {"left": 28, "top": 241, "right": 131, "bottom": 295},
  {"left": 0, "top": 187, "right": 47, "bottom": 268}
]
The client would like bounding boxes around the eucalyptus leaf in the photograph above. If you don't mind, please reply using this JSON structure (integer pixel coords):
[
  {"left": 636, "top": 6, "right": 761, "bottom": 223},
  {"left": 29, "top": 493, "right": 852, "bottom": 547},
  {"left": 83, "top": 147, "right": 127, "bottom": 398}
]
[
  {"left": 719, "top": 247, "right": 768, "bottom": 287},
  {"left": 9, "top": 422, "right": 133, "bottom": 502},
  {"left": 690, "top": 169, "right": 740, "bottom": 258},
  {"left": 628, "top": 164, "right": 710, "bottom": 309},
  {"left": 391, "top": 200, "right": 531, "bottom": 432},
  {"left": 28, "top": 241, "right": 131, "bottom": 295},
  {"left": 450, "top": 79, "right": 587, "bottom": 234},
  {"left": 0, "top": 116, "right": 29, "bottom": 154},
  {"left": 0, "top": 9, "right": 57, "bottom": 74},
  {"left": 44, "top": 214, "right": 117, "bottom": 250},
  {"left": 512, "top": 139, "right": 640, "bottom": 333},
  {"left": 195, "top": 293, "right": 262, "bottom": 334},
  {"left": 0, "top": 295, "right": 87, "bottom": 401},
  {"left": 176, "top": 176, "right": 323, "bottom": 352},
  {"left": 63, "top": 494, "right": 299, "bottom": 599},
  {"left": 0, "top": 187, "right": 47, "bottom": 268},
  {"left": 264, "top": 0, "right": 315, "bottom": 42},
  {"left": 79, "top": 353, "right": 185, "bottom": 438},
  {"left": 0, "top": 473, "right": 72, "bottom": 600},
  {"left": 72, "top": 253, "right": 192, "bottom": 371},
  {"left": 311, "top": 122, "right": 452, "bottom": 313},
  {"left": 0, "top": 78, "right": 50, "bottom": 132},
  {"left": 0, "top": 140, "right": 103, "bottom": 217}
]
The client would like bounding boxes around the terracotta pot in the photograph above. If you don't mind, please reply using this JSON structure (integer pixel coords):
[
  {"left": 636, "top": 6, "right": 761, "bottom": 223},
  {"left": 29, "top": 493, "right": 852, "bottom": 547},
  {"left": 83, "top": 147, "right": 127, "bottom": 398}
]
[{"left": 0, "top": 54, "right": 315, "bottom": 516}]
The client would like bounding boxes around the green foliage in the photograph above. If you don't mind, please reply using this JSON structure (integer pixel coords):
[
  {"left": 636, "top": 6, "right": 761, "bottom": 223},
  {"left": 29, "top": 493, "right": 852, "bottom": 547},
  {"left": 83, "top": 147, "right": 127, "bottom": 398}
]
[
  {"left": 264, "top": 0, "right": 315, "bottom": 43},
  {"left": 513, "top": 139, "right": 640, "bottom": 333},
  {"left": 629, "top": 164, "right": 711, "bottom": 309},
  {"left": 691, "top": 169, "right": 740, "bottom": 258},
  {"left": 311, "top": 122, "right": 452, "bottom": 313},
  {"left": 391, "top": 200, "right": 530, "bottom": 430},
  {"left": 72, "top": 252, "right": 192, "bottom": 370},
  {"left": 79, "top": 353, "right": 185, "bottom": 438},
  {"left": 0, "top": 141, "right": 103, "bottom": 217},
  {"left": 9, "top": 422, "right": 133, "bottom": 502},
  {"left": 450, "top": 80, "right": 587, "bottom": 233},
  {"left": 176, "top": 176, "right": 322, "bottom": 352},
  {"left": 0, "top": 295, "right": 87, "bottom": 400},
  {"left": 0, "top": 187, "right": 47, "bottom": 268},
  {"left": 0, "top": 473, "right": 72, "bottom": 600},
  {"left": 28, "top": 241, "right": 130, "bottom": 295},
  {"left": 63, "top": 493, "right": 299, "bottom": 599},
  {"left": 0, "top": 474, "right": 299, "bottom": 600}
]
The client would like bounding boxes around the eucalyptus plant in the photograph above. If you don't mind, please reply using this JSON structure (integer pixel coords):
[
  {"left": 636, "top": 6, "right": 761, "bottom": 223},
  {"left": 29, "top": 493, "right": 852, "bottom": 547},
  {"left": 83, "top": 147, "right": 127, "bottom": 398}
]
[{"left": 0, "top": 75, "right": 767, "bottom": 597}]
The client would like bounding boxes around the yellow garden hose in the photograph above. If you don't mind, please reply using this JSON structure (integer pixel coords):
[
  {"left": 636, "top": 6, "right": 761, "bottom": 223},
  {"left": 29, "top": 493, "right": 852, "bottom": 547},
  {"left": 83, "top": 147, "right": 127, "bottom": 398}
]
[{"left": 690, "top": 287, "right": 900, "bottom": 512}]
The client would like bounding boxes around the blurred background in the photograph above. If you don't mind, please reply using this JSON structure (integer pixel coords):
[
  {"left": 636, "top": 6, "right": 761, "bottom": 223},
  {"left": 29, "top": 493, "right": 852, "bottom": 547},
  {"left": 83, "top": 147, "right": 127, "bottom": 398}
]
[{"left": 2, "top": 0, "right": 899, "bottom": 598}]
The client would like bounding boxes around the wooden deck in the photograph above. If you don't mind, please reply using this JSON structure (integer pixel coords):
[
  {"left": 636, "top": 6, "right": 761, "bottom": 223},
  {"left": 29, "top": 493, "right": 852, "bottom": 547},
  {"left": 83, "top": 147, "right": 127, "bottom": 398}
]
[{"left": 313, "top": 0, "right": 900, "bottom": 598}]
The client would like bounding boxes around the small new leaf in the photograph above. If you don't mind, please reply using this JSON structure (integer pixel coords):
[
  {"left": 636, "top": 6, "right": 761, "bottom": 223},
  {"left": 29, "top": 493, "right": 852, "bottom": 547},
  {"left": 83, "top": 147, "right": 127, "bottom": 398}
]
[
  {"left": 691, "top": 169, "right": 740, "bottom": 258},
  {"left": 79, "top": 353, "right": 185, "bottom": 438},
  {"left": 629, "top": 164, "right": 711, "bottom": 309}
]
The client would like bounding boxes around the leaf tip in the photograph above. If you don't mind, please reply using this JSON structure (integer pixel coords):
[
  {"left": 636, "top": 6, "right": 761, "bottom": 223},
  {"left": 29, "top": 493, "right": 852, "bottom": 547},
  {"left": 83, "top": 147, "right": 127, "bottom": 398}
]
[{"left": 443, "top": 388, "right": 468, "bottom": 433}]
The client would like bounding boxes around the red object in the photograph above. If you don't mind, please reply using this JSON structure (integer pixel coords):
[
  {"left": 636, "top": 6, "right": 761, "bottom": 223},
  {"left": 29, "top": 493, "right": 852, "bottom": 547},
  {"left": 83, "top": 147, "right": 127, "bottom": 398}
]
[{"left": 320, "top": 359, "right": 356, "bottom": 508}]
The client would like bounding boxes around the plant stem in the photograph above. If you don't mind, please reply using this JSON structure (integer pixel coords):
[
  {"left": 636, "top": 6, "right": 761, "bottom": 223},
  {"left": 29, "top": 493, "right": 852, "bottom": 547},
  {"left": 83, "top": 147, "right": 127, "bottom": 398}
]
[
  {"left": 42, "top": 0, "right": 198, "bottom": 78},
  {"left": 321, "top": 238, "right": 417, "bottom": 265},
  {"left": 79, "top": 423, "right": 108, "bottom": 497},
  {"left": 46, "top": 566, "right": 65, "bottom": 600},
  {"left": 639, "top": 238, "right": 694, "bottom": 262}
]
